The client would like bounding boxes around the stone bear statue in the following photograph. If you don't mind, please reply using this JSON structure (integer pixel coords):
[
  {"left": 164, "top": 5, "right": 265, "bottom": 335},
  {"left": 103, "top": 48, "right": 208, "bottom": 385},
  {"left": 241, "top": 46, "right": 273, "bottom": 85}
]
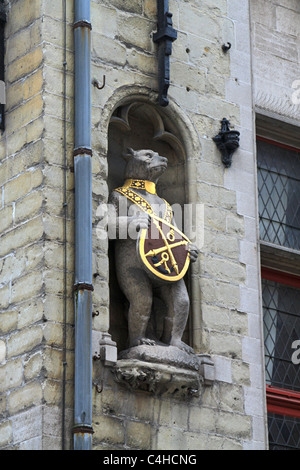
[{"left": 108, "top": 148, "right": 198, "bottom": 355}]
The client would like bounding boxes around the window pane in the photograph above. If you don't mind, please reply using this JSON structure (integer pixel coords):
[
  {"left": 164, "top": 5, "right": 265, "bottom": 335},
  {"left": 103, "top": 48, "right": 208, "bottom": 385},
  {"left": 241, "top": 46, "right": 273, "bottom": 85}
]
[
  {"left": 268, "top": 413, "right": 300, "bottom": 450},
  {"left": 257, "top": 139, "right": 300, "bottom": 250},
  {"left": 262, "top": 278, "right": 300, "bottom": 392}
]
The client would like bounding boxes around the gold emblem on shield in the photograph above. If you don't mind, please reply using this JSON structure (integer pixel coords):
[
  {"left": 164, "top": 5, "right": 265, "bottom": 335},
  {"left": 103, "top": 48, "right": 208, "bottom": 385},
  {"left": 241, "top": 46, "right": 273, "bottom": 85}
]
[{"left": 137, "top": 215, "right": 191, "bottom": 282}]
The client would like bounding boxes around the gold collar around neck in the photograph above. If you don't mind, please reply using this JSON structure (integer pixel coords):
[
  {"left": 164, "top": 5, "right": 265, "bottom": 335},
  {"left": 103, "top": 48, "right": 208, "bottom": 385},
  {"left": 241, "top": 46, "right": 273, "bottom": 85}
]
[{"left": 123, "top": 179, "right": 157, "bottom": 195}]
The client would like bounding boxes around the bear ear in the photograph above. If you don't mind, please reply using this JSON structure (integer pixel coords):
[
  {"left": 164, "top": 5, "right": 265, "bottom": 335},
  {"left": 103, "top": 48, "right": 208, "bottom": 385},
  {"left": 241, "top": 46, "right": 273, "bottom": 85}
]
[{"left": 122, "top": 147, "right": 135, "bottom": 162}]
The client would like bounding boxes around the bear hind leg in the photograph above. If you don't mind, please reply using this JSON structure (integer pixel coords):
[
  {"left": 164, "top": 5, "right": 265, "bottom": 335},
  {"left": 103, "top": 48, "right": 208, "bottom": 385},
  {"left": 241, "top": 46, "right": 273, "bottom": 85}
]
[{"left": 121, "top": 271, "right": 155, "bottom": 348}]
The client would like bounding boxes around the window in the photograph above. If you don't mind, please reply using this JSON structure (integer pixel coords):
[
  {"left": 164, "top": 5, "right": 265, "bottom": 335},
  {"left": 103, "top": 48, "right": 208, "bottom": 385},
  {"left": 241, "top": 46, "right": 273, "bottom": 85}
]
[
  {"left": 262, "top": 269, "right": 300, "bottom": 392},
  {"left": 257, "top": 138, "right": 300, "bottom": 250},
  {"left": 257, "top": 122, "right": 300, "bottom": 450}
]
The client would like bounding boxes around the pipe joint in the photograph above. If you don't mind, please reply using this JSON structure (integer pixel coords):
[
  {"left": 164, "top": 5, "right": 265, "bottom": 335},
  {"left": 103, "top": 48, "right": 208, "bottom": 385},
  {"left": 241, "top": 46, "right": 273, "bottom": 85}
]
[
  {"left": 73, "top": 19, "right": 92, "bottom": 30},
  {"left": 74, "top": 282, "right": 94, "bottom": 292},
  {"left": 73, "top": 147, "right": 93, "bottom": 157},
  {"left": 73, "top": 425, "right": 94, "bottom": 435}
]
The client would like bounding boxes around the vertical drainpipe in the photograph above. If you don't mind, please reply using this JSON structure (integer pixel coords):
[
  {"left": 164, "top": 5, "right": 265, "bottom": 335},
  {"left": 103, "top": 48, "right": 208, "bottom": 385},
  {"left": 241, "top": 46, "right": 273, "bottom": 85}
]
[{"left": 73, "top": 0, "right": 93, "bottom": 450}]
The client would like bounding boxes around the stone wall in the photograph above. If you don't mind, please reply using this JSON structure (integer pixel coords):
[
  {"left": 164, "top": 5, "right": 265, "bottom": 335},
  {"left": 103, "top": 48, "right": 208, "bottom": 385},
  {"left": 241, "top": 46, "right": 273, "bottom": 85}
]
[
  {"left": 0, "top": 0, "right": 270, "bottom": 450},
  {"left": 90, "top": 0, "right": 266, "bottom": 450},
  {"left": 251, "top": 0, "right": 300, "bottom": 122},
  {"left": 0, "top": 0, "right": 74, "bottom": 449}
]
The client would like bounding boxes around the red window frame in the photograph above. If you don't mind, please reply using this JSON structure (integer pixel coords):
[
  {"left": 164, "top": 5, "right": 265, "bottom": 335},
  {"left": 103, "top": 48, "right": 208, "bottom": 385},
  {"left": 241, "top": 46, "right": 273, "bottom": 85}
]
[
  {"left": 257, "top": 135, "right": 300, "bottom": 154},
  {"left": 266, "top": 385, "right": 300, "bottom": 419},
  {"left": 262, "top": 267, "right": 300, "bottom": 418}
]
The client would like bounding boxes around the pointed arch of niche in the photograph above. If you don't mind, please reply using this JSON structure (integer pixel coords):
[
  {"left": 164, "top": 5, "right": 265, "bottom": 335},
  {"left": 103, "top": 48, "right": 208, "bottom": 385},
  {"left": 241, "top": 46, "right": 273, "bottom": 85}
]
[
  {"left": 108, "top": 101, "right": 186, "bottom": 206},
  {"left": 107, "top": 99, "right": 201, "bottom": 354}
]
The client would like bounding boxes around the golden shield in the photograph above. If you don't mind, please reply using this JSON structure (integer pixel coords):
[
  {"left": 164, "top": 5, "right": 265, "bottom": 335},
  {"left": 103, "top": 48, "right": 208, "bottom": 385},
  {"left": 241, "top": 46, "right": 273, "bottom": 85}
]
[{"left": 137, "top": 215, "right": 191, "bottom": 282}]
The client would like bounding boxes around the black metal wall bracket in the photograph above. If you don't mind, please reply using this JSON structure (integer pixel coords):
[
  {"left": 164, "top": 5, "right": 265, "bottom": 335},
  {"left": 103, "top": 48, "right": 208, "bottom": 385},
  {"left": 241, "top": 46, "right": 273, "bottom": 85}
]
[
  {"left": 213, "top": 118, "right": 240, "bottom": 168},
  {"left": 153, "top": 0, "right": 177, "bottom": 107}
]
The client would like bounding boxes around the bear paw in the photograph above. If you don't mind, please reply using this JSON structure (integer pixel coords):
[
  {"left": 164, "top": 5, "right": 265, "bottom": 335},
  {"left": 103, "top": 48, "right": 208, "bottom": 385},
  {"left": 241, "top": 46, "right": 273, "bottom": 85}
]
[{"left": 131, "top": 337, "right": 157, "bottom": 347}]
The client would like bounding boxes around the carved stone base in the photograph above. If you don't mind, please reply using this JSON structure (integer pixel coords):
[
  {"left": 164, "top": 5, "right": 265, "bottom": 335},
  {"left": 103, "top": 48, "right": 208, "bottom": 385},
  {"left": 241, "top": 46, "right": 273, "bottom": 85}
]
[
  {"left": 118, "top": 344, "right": 201, "bottom": 371},
  {"left": 111, "top": 344, "right": 213, "bottom": 397},
  {"left": 112, "top": 359, "right": 203, "bottom": 397}
]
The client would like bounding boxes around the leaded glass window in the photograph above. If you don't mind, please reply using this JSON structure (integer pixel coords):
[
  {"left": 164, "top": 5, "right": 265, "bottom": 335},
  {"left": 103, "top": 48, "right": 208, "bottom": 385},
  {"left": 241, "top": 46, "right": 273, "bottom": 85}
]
[
  {"left": 257, "top": 138, "right": 300, "bottom": 250},
  {"left": 262, "top": 277, "right": 300, "bottom": 392},
  {"left": 268, "top": 413, "right": 300, "bottom": 450},
  {"left": 257, "top": 133, "right": 300, "bottom": 451}
]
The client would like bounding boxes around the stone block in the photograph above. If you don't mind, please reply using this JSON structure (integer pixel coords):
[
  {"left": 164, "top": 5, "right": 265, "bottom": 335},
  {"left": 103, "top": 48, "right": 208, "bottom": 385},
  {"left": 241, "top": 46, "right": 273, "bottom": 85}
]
[
  {"left": 166, "top": 401, "right": 189, "bottom": 429},
  {"left": 276, "top": 5, "right": 299, "bottom": 37},
  {"left": 19, "top": 436, "right": 42, "bottom": 450},
  {"left": 242, "top": 337, "right": 262, "bottom": 365},
  {"left": 6, "top": 47, "right": 43, "bottom": 84},
  {"left": 98, "top": 331, "right": 118, "bottom": 366},
  {"left": 93, "top": 415, "right": 125, "bottom": 446},
  {"left": 0, "top": 284, "right": 10, "bottom": 310},
  {"left": 41, "top": 16, "right": 73, "bottom": 49},
  {"left": 43, "top": 323, "right": 63, "bottom": 348},
  {"left": 0, "top": 340, "right": 6, "bottom": 363},
  {"left": 219, "top": 383, "right": 244, "bottom": 413},
  {"left": 43, "top": 348, "right": 63, "bottom": 380},
  {"left": 209, "top": 332, "right": 242, "bottom": 359},
  {"left": 7, "top": 0, "right": 40, "bottom": 35},
  {"left": 117, "top": 13, "right": 154, "bottom": 51},
  {"left": 8, "top": 382, "right": 43, "bottom": 415},
  {"left": 14, "top": 190, "right": 43, "bottom": 224},
  {"left": 7, "top": 325, "right": 43, "bottom": 358},
  {"left": 0, "top": 358, "right": 23, "bottom": 392},
  {"left": 244, "top": 386, "right": 265, "bottom": 417},
  {"left": 43, "top": 269, "right": 73, "bottom": 297},
  {"left": 11, "top": 406, "right": 43, "bottom": 444},
  {"left": 5, "top": 80, "right": 23, "bottom": 112},
  {"left": 240, "top": 286, "right": 260, "bottom": 316},
  {"left": 6, "top": 22, "right": 42, "bottom": 66},
  {"left": 11, "top": 271, "right": 43, "bottom": 304},
  {"left": 5, "top": 140, "right": 43, "bottom": 179},
  {"left": 200, "top": 277, "right": 240, "bottom": 309},
  {"left": 109, "top": 0, "right": 143, "bottom": 14},
  {"left": 3, "top": 169, "right": 42, "bottom": 205},
  {"left": 189, "top": 406, "right": 216, "bottom": 433},
  {"left": 216, "top": 411, "right": 251, "bottom": 439},
  {"left": 226, "top": 213, "right": 245, "bottom": 237},
  {"left": 126, "top": 49, "right": 156, "bottom": 76},
  {"left": 144, "top": 0, "right": 157, "bottom": 18},
  {"left": 0, "top": 205, "right": 13, "bottom": 233},
  {"left": 213, "top": 355, "right": 232, "bottom": 383},
  {"left": 231, "top": 361, "right": 250, "bottom": 386},
  {"left": 204, "top": 256, "right": 245, "bottom": 284},
  {"left": 43, "top": 0, "right": 74, "bottom": 22},
  {"left": 126, "top": 420, "right": 151, "bottom": 449},
  {"left": 91, "top": 4, "right": 118, "bottom": 38},
  {"left": 23, "top": 69, "right": 43, "bottom": 101},
  {"left": 92, "top": 33, "right": 126, "bottom": 66},
  {"left": 156, "top": 426, "right": 187, "bottom": 450},
  {"left": 24, "top": 352, "right": 43, "bottom": 382},
  {"left": 0, "top": 421, "right": 12, "bottom": 447},
  {"left": 178, "top": 5, "right": 220, "bottom": 42},
  {"left": 0, "top": 310, "right": 18, "bottom": 334}
]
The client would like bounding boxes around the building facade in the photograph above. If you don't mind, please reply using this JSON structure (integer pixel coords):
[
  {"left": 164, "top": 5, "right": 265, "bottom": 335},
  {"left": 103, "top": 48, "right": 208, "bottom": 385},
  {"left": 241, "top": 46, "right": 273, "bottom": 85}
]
[{"left": 0, "top": 0, "right": 299, "bottom": 450}]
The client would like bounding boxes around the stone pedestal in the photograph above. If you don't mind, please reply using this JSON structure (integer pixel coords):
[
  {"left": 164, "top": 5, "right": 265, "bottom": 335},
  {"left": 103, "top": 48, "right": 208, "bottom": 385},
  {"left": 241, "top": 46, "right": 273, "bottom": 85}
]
[{"left": 111, "top": 345, "right": 214, "bottom": 397}]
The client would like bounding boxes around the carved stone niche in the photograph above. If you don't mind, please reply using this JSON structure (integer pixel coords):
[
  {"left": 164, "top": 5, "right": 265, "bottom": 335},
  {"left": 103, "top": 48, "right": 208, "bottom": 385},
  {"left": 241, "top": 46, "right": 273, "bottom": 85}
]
[{"left": 106, "top": 100, "right": 214, "bottom": 397}]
